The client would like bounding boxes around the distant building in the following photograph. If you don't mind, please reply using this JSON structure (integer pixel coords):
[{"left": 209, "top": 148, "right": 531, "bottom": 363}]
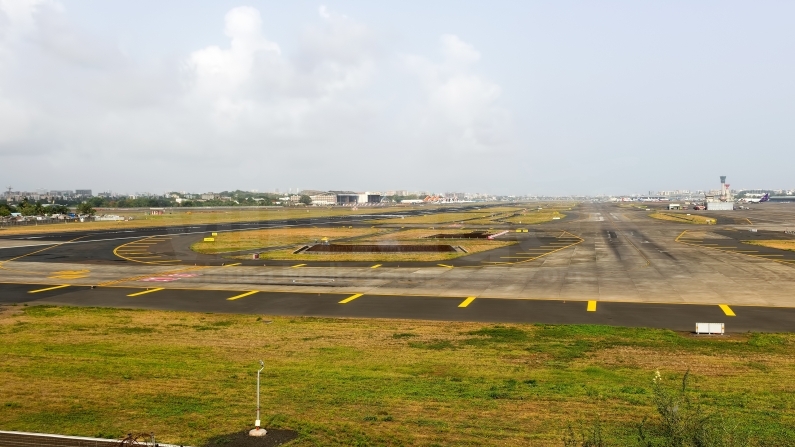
[
  {"left": 332, "top": 191, "right": 359, "bottom": 204},
  {"left": 75, "top": 189, "right": 92, "bottom": 197},
  {"left": 329, "top": 191, "right": 381, "bottom": 204},
  {"left": 301, "top": 191, "right": 336, "bottom": 206}
]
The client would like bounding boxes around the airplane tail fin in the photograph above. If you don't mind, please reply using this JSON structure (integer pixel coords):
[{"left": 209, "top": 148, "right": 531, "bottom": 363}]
[{"left": 760, "top": 193, "right": 770, "bottom": 202}]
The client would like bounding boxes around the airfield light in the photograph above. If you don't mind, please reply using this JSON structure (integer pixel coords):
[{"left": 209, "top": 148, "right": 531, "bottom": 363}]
[{"left": 249, "top": 360, "right": 267, "bottom": 437}]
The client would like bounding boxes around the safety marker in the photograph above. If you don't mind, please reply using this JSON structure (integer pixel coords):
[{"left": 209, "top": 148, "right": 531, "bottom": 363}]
[
  {"left": 28, "top": 285, "right": 69, "bottom": 294},
  {"left": 437, "top": 264, "right": 453, "bottom": 268},
  {"left": 587, "top": 301, "right": 597, "bottom": 312},
  {"left": 339, "top": 293, "right": 363, "bottom": 304},
  {"left": 458, "top": 296, "right": 476, "bottom": 308},
  {"left": 292, "top": 264, "right": 306, "bottom": 268},
  {"left": 719, "top": 304, "right": 736, "bottom": 316},
  {"left": 371, "top": 264, "right": 382, "bottom": 269},
  {"left": 227, "top": 291, "right": 259, "bottom": 301},
  {"left": 127, "top": 288, "right": 164, "bottom": 297},
  {"left": 223, "top": 263, "right": 242, "bottom": 267}
]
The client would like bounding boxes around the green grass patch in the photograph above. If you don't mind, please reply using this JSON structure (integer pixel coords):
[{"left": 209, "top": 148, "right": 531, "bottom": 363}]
[{"left": 1, "top": 306, "right": 794, "bottom": 446}]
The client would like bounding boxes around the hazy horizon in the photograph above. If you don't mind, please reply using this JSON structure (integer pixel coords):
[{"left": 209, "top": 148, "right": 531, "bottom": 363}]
[{"left": 1, "top": 1, "right": 792, "bottom": 195}]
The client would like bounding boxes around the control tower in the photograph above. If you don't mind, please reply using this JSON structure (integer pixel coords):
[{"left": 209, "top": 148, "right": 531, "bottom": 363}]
[
  {"left": 719, "top": 176, "right": 732, "bottom": 202},
  {"left": 706, "top": 176, "right": 734, "bottom": 210}
]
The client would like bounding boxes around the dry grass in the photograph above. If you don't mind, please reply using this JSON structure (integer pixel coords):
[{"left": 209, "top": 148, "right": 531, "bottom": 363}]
[
  {"left": 0, "top": 208, "right": 395, "bottom": 236},
  {"left": 742, "top": 240, "right": 795, "bottom": 252},
  {"left": 368, "top": 212, "right": 492, "bottom": 225},
  {"left": 649, "top": 212, "right": 716, "bottom": 225},
  {"left": 246, "top": 228, "right": 515, "bottom": 262},
  {"left": 2, "top": 307, "right": 794, "bottom": 446},
  {"left": 500, "top": 210, "right": 566, "bottom": 224},
  {"left": 191, "top": 227, "right": 384, "bottom": 254},
  {"left": 466, "top": 205, "right": 573, "bottom": 226}
]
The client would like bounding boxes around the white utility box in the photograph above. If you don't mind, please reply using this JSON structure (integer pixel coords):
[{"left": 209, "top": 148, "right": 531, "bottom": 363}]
[{"left": 695, "top": 322, "right": 724, "bottom": 335}]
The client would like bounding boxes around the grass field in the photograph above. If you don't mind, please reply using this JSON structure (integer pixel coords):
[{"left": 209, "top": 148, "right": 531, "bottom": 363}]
[
  {"left": 368, "top": 212, "right": 494, "bottom": 225},
  {"left": 1, "top": 306, "right": 794, "bottom": 446},
  {"left": 234, "top": 228, "right": 514, "bottom": 262},
  {"left": 190, "top": 227, "right": 385, "bottom": 254},
  {"left": 649, "top": 212, "right": 716, "bottom": 225},
  {"left": 742, "top": 240, "right": 795, "bottom": 252},
  {"left": 463, "top": 205, "right": 573, "bottom": 226},
  {"left": 499, "top": 210, "right": 566, "bottom": 225},
  {"left": 0, "top": 208, "right": 402, "bottom": 236}
]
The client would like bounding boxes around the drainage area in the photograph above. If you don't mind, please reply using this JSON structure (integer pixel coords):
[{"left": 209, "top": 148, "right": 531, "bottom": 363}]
[{"left": 305, "top": 244, "right": 457, "bottom": 253}]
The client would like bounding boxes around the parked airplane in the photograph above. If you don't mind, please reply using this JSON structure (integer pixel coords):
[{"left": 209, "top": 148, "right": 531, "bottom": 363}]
[{"left": 743, "top": 193, "right": 770, "bottom": 203}]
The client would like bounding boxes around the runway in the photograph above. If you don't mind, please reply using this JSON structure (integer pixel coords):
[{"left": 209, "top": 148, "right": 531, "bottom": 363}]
[{"left": 2, "top": 202, "right": 795, "bottom": 331}]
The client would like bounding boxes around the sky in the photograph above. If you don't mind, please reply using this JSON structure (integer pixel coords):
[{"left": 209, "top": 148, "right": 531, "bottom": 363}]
[{"left": 0, "top": 0, "right": 793, "bottom": 195}]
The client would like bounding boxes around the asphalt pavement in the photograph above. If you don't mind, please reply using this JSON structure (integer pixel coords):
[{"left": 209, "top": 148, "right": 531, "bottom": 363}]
[{"left": 3, "top": 282, "right": 792, "bottom": 333}]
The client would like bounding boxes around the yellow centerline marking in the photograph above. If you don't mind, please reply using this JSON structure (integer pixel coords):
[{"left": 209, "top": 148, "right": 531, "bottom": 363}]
[
  {"left": 458, "top": 296, "right": 476, "bottom": 308},
  {"left": 113, "top": 236, "right": 178, "bottom": 265},
  {"left": 292, "top": 264, "right": 306, "bottom": 268},
  {"left": 437, "top": 264, "right": 453, "bottom": 268},
  {"left": 223, "top": 263, "right": 242, "bottom": 267},
  {"left": 227, "top": 291, "right": 258, "bottom": 301},
  {"left": 127, "top": 288, "right": 164, "bottom": 297},
  {"left": 339, "top": 293, "right": 363, "bottom": 304},
  {"left": 28, "top": 285, "right": 69, "bottom": 294},
  {"left": 719, "top": 304, "right": 736, "bottom": 316},
  {"left": 587, "top": 301, "right": 597, "bottom": 312},
  {"left": 371, "top": 264, "right": 382, "bottom": 269},
  {"left": 0, "top": 235, "right": 88, "bottom": 275}
]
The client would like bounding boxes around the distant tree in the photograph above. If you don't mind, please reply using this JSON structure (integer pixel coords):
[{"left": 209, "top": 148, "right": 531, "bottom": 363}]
[
  {"left": 48, "top": 204, "right": 69, "bottom": 215},
  {"left": 77, "top": 202, "right": 96, "bottom": 216},
  {"left": 299, "top": 195, "right": 312, "bottom": 205},
  {"left": 87, "top": 197, "right": 107, "bottom": 208},
  {"left": 0, "top": 207, "right": 10, "bottom": 217},
  {"left": 18, "top": 199, "right": 44, "bottom": 216}
]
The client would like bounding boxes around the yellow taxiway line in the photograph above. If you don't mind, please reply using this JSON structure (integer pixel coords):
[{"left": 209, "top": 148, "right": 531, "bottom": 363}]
[
  {"left": 458, "top": 296, "right": 476, "bottom": 308},
  {"left": 227, "top": 291, "right": 259, "bottom": 301},
  {"left": 127, "top": 288, "right": 164, "bottom": 297},
  {"left": 339, "top": 293, "right": 363, "bottom": 304},
  {"left": 28, "top": 285, "right": 69, "bottom": 294},
  {"left": 719, "top": 304, "right": 736, "bottom": 316},
  {"left": 371, "top": 264, "right": 382, "bottom": 269}
]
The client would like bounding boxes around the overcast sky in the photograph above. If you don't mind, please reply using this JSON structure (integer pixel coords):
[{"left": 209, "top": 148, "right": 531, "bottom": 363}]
[{"left": 1, "top": 1, "right": 793, "bottom": 195}]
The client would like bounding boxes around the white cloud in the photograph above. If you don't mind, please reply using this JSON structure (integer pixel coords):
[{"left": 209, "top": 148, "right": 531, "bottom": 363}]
[
  {"left": 188, "top": 6, "right": 281, "bottom": 96},
  {"left": 0, "top": 3, "right": 513, "bottom": 191},
  {"left": 403, "top": 35, "right": 512, "bottom": 154}
]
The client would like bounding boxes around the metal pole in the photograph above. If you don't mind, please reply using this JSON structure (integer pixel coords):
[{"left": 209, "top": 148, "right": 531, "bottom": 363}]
[{"left": 255, "top": 360, "right": 264, "bottom": 429}]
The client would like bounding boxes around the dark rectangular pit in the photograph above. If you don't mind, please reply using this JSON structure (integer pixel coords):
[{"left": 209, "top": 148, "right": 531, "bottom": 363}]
[
  {"left": 305, "top": 244, "right": 457, "bottom": 253},
  {"left": 427, "top": 232, "right": 493, "bottom": 239}
]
